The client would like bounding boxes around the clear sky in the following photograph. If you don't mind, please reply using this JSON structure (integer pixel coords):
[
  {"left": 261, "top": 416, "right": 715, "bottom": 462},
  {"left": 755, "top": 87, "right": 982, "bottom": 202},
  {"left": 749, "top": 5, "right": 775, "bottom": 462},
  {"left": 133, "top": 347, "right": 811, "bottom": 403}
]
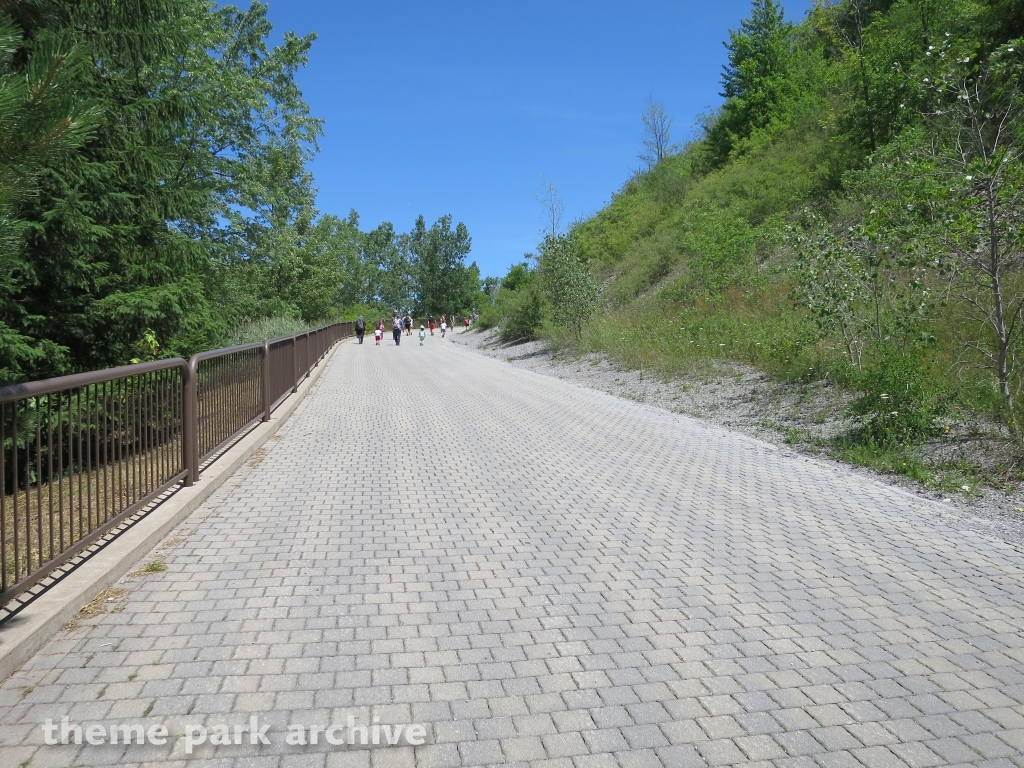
[{"left": 261, "top": 0, "right": 813, "bottom": 279}]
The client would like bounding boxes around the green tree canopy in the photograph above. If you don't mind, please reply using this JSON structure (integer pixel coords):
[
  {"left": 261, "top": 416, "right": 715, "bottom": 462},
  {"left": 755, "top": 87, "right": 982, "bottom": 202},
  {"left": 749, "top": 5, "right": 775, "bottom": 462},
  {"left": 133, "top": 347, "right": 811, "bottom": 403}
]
[
  {"left": 707, "top": 0, "right": 795, "bottom": 161},
  {"left": 409, "top": 214, "right": 476, "bottom": 316}
]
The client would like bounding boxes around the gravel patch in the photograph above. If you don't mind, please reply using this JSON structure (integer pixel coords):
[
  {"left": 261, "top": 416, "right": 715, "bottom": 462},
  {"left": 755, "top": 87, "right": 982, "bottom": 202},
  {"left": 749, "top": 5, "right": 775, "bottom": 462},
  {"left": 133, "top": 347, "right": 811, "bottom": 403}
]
[{"left": 451, "top": 327, "right": 1024, "bottom": 549}]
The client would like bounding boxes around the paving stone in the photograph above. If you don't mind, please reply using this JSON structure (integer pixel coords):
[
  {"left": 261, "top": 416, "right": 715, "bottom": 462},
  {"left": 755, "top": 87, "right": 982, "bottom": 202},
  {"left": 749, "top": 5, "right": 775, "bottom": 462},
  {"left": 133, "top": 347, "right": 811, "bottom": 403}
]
[{"left": 3, "top": 339, "right": 1023, "bottom": 767}]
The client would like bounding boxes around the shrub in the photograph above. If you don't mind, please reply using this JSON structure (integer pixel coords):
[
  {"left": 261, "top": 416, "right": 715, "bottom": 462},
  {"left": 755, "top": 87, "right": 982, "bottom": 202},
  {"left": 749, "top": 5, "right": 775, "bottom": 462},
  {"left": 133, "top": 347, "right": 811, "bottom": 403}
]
[
  {"left": 538, "top": 234, "right": 598, "bottom": 339},
  {"left": 848, "top": 351, "right": 949, "bottom": 446},
  {"left": 499, "top": 287, "right": 544, "bottom": 342}
]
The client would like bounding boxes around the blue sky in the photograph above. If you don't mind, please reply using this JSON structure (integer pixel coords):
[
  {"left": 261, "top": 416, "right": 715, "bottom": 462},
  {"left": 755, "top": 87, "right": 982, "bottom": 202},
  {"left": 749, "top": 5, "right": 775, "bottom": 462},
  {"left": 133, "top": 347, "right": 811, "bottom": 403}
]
[{"left": 263, "top": 0, "right": 813, "bottom": 279}]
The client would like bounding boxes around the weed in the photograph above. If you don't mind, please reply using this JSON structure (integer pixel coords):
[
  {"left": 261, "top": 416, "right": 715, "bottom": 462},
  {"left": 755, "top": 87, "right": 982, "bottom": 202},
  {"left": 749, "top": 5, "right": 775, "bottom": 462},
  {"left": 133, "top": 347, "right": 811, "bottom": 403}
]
[
  {"left": 129, "top": 560, "right": 167, "bottom": 578},
  {"left": 127, "top": 673, "right": 138, "bottom": 681},
  {"left": 834, "top": 441, "right": 932, "bottom": 483},
  {"left": 97, "top": 686, "right": 107, "bottom": 700},
  {"left": 848, "top": 352, "right": 950, "bottom": 447},
  {"left": 143, "top": 700, "right": 155, "bottom": 717}
]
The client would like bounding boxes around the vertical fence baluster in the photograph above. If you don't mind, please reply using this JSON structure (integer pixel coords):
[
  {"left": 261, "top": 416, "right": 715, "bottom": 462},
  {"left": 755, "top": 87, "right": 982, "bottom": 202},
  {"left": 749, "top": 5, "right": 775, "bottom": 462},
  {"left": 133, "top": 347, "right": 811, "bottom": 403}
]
[
  {"left": 35, "top": 396, "right": 43, "bottom": 571},
  {"left": 72, "top": 389, "right": 78, "bottom": 542},
  {"left": 156, "top": 372, "right": 163, "bottom": 487},
  {"left": 122, "top": 377, "right": 129, "bottom": 512},
  {"left": 130, "top": 374, "right": 136, "bottom": 505},
  {"left": 93, "top": 382, "right": 100, "bottom": 531},
  {"left": 103, "top": 381, "right": 111, "bottom": 526},
  {"left": 13, "top": 404, "right": 20, "bottom": 583},
  {"left": 57, "top": 392, "right": 64, "bottom": 555},
  {"left": 146, "top": 372, "right": 152, "bottom": 495},
  {"left": 1, "top": 403, "right": 7, "bottom": 593},
  {"left": 47, "top": 395, "right": 54, "bottom": 563},
  {"left": 166, "top": 370, "right": 172, "bottom": 483},
  {"left": 85, "top": 384, "right": 93, "bottom": 533},
  {"left": 157, "top": 371, "right": 162, "bottom": 489},
  {"left": 160, "top": 371, "right": 167, "bottom": 485},
  {"left": 146, "top": 371, "right": 154, "bottom": 495},
  {"left": 112, "top": 379, "right": 120, "bottom": 522},
  {"left": 141, "top": 373, "right": 148, "bottom": 497}
]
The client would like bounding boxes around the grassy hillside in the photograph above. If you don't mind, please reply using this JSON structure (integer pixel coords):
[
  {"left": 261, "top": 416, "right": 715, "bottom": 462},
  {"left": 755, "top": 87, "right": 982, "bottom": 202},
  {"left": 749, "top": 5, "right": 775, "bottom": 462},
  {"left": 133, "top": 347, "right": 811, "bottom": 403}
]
[{"left": 486, "top": 0, "right": 1024, "bottom": 483}]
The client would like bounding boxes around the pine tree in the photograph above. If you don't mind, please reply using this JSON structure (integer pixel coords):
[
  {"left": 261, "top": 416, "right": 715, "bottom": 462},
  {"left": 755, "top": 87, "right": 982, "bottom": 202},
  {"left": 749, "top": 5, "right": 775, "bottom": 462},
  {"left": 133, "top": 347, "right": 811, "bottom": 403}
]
[
  {"left": 706, "top": 0, "right": 794, "bottom": 162},
  {"left": 8, "top": 0, "right": 322, "bottom": 378},
  {"left": 0, "top": 3, "right": 97, "bottom": 383}
]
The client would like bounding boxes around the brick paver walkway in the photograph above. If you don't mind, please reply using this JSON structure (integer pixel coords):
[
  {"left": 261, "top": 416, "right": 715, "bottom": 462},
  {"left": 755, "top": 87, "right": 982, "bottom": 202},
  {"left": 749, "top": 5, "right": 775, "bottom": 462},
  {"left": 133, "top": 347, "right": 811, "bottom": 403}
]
[{"left": 2, "top": 337, "right": 1024, "bottom": 767}]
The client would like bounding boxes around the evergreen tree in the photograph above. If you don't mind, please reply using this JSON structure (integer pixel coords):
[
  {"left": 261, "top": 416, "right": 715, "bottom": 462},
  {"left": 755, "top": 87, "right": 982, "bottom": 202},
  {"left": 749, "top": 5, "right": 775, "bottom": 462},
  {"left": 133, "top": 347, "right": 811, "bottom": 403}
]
[
  {"left": 0, "top": 2, "right": 97, "bottom": 382},
  {"left": 707, "top": 0, "right": 794, "bottom": 162},
  {"left": 6, "top": 0, "right": 322, "bottom": 380}
]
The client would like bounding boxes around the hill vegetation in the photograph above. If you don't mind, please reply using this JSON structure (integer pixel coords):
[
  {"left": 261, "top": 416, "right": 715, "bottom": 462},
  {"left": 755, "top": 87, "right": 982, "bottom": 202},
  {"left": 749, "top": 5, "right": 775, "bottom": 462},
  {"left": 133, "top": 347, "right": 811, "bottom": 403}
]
[
  {"left": 0, "top": 0, "right": 482, "bottom": 386},
  {"left": 483, "top": 0, "right": 1024, "bottom": 480}
]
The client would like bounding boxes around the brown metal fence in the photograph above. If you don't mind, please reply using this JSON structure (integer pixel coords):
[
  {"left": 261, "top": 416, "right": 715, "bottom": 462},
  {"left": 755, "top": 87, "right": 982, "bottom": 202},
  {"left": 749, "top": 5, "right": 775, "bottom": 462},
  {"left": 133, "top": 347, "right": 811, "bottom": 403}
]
[
  {"left": 0, "top": 321, "right": 354, "bottom": 605},
  {"left": 191, "top": 343, "right": 264, "bottom": 467}
]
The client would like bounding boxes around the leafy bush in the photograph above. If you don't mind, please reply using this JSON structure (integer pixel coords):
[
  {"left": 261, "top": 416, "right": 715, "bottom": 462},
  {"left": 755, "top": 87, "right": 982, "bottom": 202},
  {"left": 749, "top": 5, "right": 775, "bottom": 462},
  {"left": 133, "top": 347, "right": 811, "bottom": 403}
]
[
  {"left": 478, "top": 261, "right": 546, "bottom": 342},
  {"left": 848, "top": 352, "right": 949, "bottom": 446},
  {"left": 499, "top": 286, "right": 545, "bottom": 343},
  {"left": 538, "top": 234, "right": 598, "bottom": 339}
]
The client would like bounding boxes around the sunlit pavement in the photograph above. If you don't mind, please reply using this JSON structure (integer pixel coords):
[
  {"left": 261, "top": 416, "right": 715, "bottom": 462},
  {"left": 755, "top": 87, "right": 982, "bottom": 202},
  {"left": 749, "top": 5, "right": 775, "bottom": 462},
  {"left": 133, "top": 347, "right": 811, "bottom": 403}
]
[{"left": 2, "top": 336, "right": 1023, "bottom": 767}]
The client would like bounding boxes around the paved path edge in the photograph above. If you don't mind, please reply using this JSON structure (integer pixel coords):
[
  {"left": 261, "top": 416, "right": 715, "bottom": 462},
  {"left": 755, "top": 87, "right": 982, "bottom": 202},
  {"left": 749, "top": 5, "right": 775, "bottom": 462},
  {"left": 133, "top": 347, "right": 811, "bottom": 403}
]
[{"left": 0, "top": 341, "right": 344, "bottom": 683}]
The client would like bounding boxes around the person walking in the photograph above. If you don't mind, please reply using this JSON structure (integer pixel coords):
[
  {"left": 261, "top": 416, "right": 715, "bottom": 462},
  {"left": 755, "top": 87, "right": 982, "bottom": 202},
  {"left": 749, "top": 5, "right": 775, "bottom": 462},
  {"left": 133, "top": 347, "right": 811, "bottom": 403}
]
[
  {"left": 391, "top": 312, "right": 402, "bottom": 345},
  {"left": 418, "top": 325, "right": 426, "bottom": 345},
  {"left": 355, "top": 315, "right": 365, "bottom": 344},
  {"left": 374, "top": 323, "right": 383, "bottom": 345},
  {"left": 404, "top": 313, "right": 413, "bottom": 336},
  {"left": 440, "top": 318, "right": 447, "bottom": 338}
]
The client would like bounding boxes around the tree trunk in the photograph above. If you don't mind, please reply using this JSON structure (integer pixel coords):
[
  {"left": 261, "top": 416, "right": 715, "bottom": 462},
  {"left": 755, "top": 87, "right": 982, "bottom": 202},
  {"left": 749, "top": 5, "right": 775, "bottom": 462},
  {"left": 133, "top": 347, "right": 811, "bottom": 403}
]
[{"left": 988, "top": 186, "right": 1016, "bottom": 433}]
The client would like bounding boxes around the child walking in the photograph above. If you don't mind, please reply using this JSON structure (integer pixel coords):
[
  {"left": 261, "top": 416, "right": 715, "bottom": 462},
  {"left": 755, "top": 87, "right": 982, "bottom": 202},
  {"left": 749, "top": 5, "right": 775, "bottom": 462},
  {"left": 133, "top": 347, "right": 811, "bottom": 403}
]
[
  {"left": 440, "top": 318, "right": 447, "bottom": 337},
  {"left": 374, "top": 321, "right": 383, "bottom": 345},
  {"left": 418, "top": 325, "right": 426, "bottom": 345}
]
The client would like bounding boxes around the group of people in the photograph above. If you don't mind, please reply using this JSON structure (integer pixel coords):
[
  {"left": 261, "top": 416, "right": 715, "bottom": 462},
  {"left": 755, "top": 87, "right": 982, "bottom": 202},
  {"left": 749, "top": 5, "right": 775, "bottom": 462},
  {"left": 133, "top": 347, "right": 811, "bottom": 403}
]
[{"left": 353, "top": 311, "right": 474, "bottom": 346}]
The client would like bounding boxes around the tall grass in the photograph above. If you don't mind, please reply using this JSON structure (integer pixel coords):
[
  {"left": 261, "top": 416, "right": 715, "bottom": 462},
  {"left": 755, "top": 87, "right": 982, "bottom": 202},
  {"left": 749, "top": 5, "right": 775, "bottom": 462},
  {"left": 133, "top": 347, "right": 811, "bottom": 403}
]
[{"left": 225, "top": 317, "right": 319, "bottom": 346}]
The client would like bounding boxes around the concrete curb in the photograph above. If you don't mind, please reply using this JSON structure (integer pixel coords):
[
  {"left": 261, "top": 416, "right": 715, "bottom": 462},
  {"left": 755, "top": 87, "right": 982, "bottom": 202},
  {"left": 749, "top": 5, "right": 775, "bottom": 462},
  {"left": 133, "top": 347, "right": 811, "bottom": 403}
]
[{"left": 0, "top": 341, "right": 345, "bottom": 683}]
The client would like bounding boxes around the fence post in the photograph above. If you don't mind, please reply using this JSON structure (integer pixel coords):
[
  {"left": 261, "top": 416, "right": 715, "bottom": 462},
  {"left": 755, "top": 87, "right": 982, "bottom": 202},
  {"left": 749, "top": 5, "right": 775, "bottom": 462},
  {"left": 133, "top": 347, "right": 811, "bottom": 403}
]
[
  {"left": 291, "top": 336, "right": 298, "bottom": 394},
  {"left": 183, "top": 357, "right": 199, "bottom": 485},
  {"left": 261, "top": 341, "right": 271, "bottom": 422}
]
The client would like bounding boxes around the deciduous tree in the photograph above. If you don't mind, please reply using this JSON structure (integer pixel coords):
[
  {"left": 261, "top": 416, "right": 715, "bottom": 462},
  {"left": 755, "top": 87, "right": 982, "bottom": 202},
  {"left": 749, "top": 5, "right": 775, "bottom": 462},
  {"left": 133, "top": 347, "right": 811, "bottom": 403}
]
[{"left": 638, "top": 96, "right": 679, "bottom": 169}]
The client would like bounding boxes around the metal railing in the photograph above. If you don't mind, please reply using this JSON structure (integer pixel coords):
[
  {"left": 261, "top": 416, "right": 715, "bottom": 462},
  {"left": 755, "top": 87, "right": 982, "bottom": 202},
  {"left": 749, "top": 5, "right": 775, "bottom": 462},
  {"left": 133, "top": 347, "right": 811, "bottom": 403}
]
[{"left": 0, "top": 321, "right": 354, "bottom": 605}]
